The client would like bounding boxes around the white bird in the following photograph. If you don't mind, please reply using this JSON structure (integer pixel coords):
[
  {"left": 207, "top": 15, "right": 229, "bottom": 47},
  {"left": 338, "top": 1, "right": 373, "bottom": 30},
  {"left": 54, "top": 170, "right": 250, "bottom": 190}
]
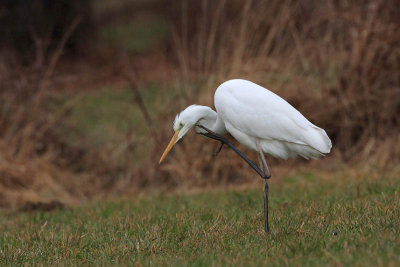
[{"left": 159, "top": 79, "right": 332, "bottom": 233}]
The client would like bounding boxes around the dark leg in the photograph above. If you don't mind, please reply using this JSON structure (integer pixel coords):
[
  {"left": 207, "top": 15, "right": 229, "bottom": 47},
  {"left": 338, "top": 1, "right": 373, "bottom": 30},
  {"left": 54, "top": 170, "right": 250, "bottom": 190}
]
[
  {"left": 213, "top": 142, "right": 224, "bottom": 156},
  {"left": 196, "top": 125, "right": 268, "bottom": 179},
  {"left": 257, "top": 140, "right": 271, "bottom": 235},
  {"left": 264, "top": 181, "right": 269, "bottom": 234},
  {"left": 197, "top": 124, "right": 271, "bottom": 234}
]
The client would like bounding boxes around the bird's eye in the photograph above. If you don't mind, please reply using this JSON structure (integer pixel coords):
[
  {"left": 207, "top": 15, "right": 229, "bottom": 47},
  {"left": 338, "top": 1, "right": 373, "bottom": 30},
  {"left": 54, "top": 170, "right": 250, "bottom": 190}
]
[{"left": 179, "top": 123, "right": 184, "bottom": 130}]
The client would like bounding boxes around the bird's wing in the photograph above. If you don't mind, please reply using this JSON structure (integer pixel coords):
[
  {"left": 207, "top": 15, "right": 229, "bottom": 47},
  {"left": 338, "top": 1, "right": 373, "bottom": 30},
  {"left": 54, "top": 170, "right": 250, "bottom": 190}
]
[{"left": 215, "top": 79, "right": 331, "bottom": 153}]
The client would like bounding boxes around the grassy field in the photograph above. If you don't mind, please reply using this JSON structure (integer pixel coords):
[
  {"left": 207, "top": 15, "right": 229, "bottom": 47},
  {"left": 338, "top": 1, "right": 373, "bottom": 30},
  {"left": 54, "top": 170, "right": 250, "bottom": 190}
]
[{"left": 0, "top": 171, "right": 399, "bottom": 266}]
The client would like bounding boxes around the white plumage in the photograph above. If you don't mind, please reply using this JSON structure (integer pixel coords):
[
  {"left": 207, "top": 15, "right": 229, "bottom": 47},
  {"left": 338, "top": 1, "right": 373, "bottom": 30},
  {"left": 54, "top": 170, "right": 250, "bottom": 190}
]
[
  {"left": 159, "top": 79, "right": 331, "bottom": 164},
  {"left": 214, "top": 79, "right": 331, "bottom": 159}
]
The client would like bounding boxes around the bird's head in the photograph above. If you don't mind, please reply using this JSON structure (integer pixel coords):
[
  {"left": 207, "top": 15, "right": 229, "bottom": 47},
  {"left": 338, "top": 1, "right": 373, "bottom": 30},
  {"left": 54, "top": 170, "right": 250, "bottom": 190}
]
[{"left": 159, "top": 105, "right": 213, "bottom": 163}]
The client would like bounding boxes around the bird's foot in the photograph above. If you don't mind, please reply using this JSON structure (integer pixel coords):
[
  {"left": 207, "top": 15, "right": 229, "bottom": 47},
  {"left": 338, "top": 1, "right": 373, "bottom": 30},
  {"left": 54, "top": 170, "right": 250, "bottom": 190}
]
[
  {"left": 197, "top": 124, "right": 268, "bottom": 180},
  {"left": 196, "top": 125, "right": 226, "bottom": 157},
  {"left": 197, "top": 125, "right": 228, "bottom": 143},
  {"left": 213, "top": 142, "right": 224, "bottom": 157}
]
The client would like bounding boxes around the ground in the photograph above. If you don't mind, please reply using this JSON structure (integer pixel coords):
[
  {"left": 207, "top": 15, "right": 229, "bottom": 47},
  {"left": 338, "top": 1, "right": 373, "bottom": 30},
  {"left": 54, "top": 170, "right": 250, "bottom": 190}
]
[{"left": 1, "top": 170, "right": 399, "bottom": 266}]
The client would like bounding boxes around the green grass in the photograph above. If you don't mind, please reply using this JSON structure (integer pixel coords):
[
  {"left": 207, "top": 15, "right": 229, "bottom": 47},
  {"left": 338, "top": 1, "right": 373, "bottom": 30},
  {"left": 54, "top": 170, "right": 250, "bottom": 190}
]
[
  {"left": 1, "top": 172, "right": 399, "bottom": 266},
  {"left": 60, "top": 89, "right": 149, "bottom": 146},
  {"left": 100, "top": 19, "right": 169, "bottom": 54},
  {"left": 51, "top": 83, "right": 176, "bottom": 163}
]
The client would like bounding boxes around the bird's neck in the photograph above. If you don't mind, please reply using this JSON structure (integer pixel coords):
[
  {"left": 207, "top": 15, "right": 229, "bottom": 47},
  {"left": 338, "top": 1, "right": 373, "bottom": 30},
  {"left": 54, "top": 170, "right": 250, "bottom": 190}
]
[{"left": 195, "top": 106, "right": 227, "bottom": 135}]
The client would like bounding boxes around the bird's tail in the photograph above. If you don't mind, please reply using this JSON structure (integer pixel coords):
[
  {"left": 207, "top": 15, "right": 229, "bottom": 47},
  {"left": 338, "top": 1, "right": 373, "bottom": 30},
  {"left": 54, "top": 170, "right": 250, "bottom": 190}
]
[{"left": 303, "top": 125, "right": 332, "bottom": 154}]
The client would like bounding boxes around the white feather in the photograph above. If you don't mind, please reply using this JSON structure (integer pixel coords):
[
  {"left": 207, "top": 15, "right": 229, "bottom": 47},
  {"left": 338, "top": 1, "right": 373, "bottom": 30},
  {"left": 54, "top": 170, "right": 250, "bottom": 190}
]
[{"left": 214, "top": 79, "right": 332, "bottom": 159}]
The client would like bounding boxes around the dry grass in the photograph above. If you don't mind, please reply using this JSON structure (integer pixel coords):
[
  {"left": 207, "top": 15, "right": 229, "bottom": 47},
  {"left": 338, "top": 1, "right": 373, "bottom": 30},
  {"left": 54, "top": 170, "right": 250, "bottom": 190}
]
[
  {"left": 0, "top": 19, "right": 101, "bottom": 207},
  {"left": 155, "top": 0, "right": 400, "bottom": 186}
]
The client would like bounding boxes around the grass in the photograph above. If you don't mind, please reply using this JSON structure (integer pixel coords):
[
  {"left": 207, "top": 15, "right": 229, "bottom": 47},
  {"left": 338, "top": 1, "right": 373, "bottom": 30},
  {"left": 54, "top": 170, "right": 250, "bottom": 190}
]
[
  {"left": 60, "top": 88, "right": 149, "bottom": 147},
  {"left": 0, "top": 171, "right": 399, "bottom": 266},
  {"left": 100, "top": 19, "right": 169, "bottom": 54},
  {"left": 52, "top": 83, "right": 174, "bottom": 163}
]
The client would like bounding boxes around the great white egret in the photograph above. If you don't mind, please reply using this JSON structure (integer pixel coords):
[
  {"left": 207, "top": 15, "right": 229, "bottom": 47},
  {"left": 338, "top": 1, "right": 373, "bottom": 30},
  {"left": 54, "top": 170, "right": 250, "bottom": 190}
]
[{"left": 159, "top": 79, "right": 332, "bottom": 234}]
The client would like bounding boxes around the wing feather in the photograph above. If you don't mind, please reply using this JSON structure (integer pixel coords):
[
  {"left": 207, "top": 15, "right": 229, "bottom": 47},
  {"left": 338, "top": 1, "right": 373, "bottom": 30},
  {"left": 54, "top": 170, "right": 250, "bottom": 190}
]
[{"left": 215, "top": 79, "right": 331, "bottom": 154}]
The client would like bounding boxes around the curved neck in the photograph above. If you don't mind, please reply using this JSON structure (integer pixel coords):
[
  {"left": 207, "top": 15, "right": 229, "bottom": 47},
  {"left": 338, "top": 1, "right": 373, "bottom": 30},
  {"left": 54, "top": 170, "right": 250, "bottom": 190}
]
[{"left": 194, "top": 106, "right": 227, "bottom": 135}]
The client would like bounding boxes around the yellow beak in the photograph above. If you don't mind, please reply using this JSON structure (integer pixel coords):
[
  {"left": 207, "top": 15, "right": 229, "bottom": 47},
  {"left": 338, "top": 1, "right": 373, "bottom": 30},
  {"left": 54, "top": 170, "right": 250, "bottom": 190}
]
[{"left": 159, "top": 131, "right": 179, "bottom": 164}]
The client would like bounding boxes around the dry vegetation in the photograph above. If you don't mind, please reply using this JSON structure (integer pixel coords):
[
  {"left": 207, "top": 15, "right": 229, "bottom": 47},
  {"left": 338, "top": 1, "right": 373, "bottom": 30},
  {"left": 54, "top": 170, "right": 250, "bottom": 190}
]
[
  {"left": 157, "top": 0, "right": 400, "bottom": 185},
  {"left": 0, "top": 0, "right": 399, "bottom": 207}
]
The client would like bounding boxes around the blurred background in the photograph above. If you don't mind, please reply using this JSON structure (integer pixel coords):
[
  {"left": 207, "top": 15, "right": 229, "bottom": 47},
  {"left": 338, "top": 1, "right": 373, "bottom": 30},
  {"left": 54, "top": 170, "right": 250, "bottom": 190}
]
[{"left": 0, "top": 0, "right": 399, "bottom": 208}]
